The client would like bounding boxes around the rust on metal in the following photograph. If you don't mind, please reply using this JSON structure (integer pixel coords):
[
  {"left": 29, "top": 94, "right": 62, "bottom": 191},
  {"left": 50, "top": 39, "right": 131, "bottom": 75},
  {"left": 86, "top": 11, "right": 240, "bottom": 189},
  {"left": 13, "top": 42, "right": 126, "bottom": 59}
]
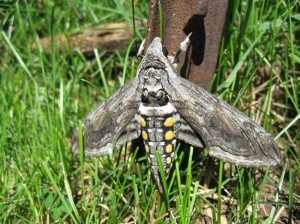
[{"left": 145, "top": 0, "right": 228, "bottom": 90}]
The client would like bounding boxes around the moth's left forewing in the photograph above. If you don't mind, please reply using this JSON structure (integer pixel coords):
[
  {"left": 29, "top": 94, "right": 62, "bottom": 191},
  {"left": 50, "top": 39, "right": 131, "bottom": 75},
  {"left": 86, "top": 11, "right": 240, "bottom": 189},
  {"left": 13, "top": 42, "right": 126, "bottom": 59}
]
[
  {"left": 162, "top": 70, "right": 280, "bottom": 167},
  {"left": 72, "top": 78, "right": 142, "bottom": 157},
  {"left": 116, "top": 113, "right": 141, "bottom": 146},
  {"left": 72, "top": 105, "right": 116, "bottom": 156}
]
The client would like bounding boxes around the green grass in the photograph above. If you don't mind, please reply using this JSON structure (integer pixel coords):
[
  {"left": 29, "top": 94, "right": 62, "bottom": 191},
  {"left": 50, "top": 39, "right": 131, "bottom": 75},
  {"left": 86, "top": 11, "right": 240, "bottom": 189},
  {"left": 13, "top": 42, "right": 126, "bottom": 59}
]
[{"left": 1, "top": 0, "right": 299, "bottom": 223}]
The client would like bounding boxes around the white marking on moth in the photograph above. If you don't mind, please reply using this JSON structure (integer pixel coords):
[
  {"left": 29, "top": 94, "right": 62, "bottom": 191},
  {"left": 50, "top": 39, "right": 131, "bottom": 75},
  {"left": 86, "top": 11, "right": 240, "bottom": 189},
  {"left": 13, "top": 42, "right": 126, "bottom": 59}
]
[
  {"left": 148, "top": 154, "right": 156, "bottom": 159},
  {"left": 139, "top": 102, "right": 176, "bottom": 116},
  {"left": 146, "top": 128, "right": 164, "bottom": 133},
  {"left": 148, "top": 141, "right": 166, "bottom": 146},
  {"left": 90, "top": 143, "right": 113, "bottom": 156}
]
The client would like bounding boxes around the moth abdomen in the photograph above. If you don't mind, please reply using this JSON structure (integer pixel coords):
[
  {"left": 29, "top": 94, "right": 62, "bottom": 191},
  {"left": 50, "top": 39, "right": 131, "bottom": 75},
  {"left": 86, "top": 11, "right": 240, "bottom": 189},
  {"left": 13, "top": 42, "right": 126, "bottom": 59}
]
[{"left": 139, "top": 103, "right": 177, "bottom": 192}]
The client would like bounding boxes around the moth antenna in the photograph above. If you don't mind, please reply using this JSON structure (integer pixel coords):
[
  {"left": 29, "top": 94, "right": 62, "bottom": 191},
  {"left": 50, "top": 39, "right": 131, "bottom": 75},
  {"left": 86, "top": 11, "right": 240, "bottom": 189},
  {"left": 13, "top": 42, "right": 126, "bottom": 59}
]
[
  {"left": 179, "top": 32, "right": 192, "bottom": 52},
  {"left": 137, "top": 39, "right": 145, "bottom": 57},
  {"left": 171, "top": 33, "right": 192, "bottom": 67}
]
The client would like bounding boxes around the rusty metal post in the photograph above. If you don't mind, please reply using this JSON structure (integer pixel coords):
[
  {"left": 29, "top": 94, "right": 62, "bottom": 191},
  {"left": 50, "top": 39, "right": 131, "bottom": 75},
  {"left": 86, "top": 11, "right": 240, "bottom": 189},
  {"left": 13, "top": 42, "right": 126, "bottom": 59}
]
[{"left": 145, "top": 0, "right": 228, "bottom": 90}]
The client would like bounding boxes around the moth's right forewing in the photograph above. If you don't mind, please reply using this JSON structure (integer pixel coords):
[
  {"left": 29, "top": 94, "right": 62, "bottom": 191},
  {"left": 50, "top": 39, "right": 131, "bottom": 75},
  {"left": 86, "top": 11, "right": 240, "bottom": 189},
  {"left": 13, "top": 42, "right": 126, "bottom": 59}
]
[
  {"left": 164, "top": 74, "right": 280, "bottom": 167},
  {"left": 72, "top": 78, "right": 142, "bottom": 156}
]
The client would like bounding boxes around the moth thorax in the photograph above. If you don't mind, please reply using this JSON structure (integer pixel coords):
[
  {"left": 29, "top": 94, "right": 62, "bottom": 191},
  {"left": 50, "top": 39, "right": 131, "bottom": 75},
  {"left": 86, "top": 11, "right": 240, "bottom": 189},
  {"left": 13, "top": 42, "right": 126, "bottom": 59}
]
[{"left": 142, "top": 89, "right": 168, "bottom": 107}]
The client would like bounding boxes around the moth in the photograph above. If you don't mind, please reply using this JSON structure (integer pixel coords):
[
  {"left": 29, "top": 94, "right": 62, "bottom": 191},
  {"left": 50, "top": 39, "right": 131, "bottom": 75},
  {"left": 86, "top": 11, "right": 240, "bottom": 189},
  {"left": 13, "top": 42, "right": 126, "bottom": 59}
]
[{"left": 72, "top": 36, "right": 281, "bottom": 193}]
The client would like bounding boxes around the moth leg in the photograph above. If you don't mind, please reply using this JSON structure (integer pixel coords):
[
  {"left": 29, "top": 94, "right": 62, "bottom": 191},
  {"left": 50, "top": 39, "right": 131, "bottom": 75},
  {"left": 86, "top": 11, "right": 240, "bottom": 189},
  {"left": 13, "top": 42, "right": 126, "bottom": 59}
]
[
  {"left": 170, "top": 33, "right": 192, "bottom": 68},
  {"left": 137, "top": 39, "right": 145, "bottom": 57}
]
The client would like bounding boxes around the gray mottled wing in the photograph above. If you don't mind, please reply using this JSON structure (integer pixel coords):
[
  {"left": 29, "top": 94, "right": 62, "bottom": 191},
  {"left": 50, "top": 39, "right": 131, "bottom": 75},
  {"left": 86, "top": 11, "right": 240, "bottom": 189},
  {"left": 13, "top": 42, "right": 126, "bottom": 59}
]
[
  {"left": 116, "top": 114, "right": 141, "bottom": 146},
  {"left": 174, "top": 114, "right": 203, "bottom": 147},
  {"left": 72, "top": 78, "right": 142, "bottom": 157},
  {"left": 163, "top": 74, "right": 280, "bottom": 167}
]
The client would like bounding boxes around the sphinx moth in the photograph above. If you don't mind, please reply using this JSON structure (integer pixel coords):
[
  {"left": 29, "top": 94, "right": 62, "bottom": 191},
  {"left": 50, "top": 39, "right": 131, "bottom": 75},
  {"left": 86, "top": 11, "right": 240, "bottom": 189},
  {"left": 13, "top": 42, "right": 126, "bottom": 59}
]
[{"left": 72, "top": 36, "right": 280, "bottom": 193}]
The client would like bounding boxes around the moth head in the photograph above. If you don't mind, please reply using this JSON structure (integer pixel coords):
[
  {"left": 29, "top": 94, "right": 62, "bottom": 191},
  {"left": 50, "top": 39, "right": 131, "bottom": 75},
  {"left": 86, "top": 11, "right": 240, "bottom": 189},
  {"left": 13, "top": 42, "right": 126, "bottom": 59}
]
[{"left": 147, "top": 37, "right": 163, "bottom": 54}]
